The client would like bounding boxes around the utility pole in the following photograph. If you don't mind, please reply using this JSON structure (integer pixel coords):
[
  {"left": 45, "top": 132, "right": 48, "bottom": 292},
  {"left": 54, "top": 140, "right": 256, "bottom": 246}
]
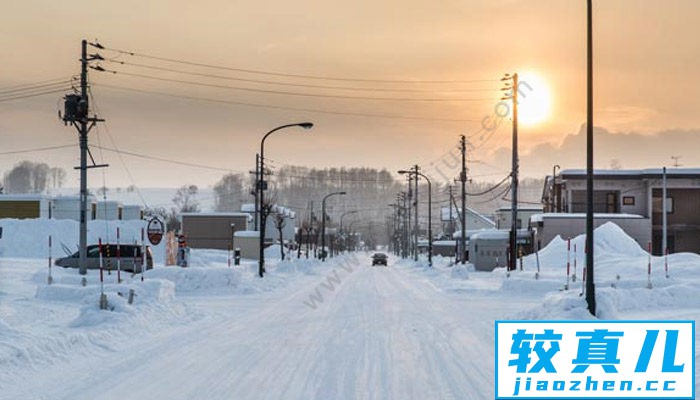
[
  {"left": 252, "top": 153, "right": 260, "bottom": 230},
  {"left": 62, "top": 39, "right": 106, "bottom": 276},
  {"left": 459, "top": 135, "right": 467, "bottom": 264},
  {"left": 448, "top": 185, "right": 454, "bottom": 235},
  {"left": 662, "top": 166, "right": 667, "bottom": 255},
  {"left": 413, "top": 164, "right": 419, "bottom": 262},
  {"left": 501, "top": 73, "right": 519, "bottom": 271},
  {"left": 585, "top": 0, "right": 596, "bottom": 316},
  {"left": 406, "top": 179, "right": 412, "bottom": 258}
]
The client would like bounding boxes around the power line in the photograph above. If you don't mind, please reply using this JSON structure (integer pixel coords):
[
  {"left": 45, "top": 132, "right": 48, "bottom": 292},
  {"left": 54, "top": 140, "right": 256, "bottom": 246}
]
[
  {"left": 103, "top": 45, "right": 499, "bottom": 84},
  {"left": 93, "top": 83, "right": 479, "bottom": 123},
  {"left": 105, "top": 59, "right": 498, "bottom": 94},
  {"left": 0, "top": 77, "right": 74, "bottom": 92},
  {"left": 0, "top": 144, "right": 74, "bottom": 156},
  {"left": 0, "top": 79, "right": 74, "bottom": 95},
  {"left": 91, "top": 144, "right": 242, "bottom": 173},
  {"left": 0, "top": 87, "right": 73, "bottom": 103},
  {"left": 96, "top": 68, "right": 495, "bottom": 102}
]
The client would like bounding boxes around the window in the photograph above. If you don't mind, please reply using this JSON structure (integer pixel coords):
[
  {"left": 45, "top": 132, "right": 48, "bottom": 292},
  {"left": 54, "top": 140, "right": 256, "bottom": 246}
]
[{"left": 622, "top": 196, "right": 635, "bottom": 206}]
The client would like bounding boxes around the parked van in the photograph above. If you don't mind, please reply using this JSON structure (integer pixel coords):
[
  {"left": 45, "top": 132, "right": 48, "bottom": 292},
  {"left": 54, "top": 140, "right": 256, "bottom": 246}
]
[{"left": 55, "top": 244, "right": 153, "bottom": 272}]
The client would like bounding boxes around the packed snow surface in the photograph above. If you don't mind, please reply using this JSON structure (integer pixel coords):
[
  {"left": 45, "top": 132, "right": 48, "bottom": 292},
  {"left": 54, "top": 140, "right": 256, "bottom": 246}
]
[{"left": 1, "top": 219, "right": 699, "bottom": 399}]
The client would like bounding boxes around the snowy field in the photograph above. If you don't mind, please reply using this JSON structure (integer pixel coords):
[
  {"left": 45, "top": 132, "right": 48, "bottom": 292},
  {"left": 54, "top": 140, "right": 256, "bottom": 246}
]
[{"left": 1, "top": 220, "right": 699, "bottom": 399}]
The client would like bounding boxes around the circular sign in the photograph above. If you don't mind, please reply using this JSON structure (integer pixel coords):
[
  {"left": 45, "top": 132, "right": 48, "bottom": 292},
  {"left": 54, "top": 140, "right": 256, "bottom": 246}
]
[{"left": 147, "top": 217, "right": 165, "bottom": 245}]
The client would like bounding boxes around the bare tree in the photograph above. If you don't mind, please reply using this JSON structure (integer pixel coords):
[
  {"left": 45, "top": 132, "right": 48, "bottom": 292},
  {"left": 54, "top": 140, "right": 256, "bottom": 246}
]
[
  {"left": 173, "top": 184, "right": 200, "bottom": 213},
  {"left": 273, "top": 209, "right": 288, "bottom": 260},
  {"left": 3, "top": 160, "right": 53, "bottom": 194},
  {"left": 213, "top": 173, "right": 245, "bottom": 212}
]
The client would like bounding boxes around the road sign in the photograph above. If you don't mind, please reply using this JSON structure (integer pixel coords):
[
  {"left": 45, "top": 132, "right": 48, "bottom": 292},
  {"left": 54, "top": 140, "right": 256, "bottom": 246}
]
[{"left": 147, "top": 217, "right": 165, "bottom": 245}]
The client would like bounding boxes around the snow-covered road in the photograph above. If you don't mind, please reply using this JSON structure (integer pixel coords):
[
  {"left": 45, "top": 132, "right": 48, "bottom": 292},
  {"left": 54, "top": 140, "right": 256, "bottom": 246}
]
[{"left": 4, "top": 255, "right": 539, "bottom": 400}]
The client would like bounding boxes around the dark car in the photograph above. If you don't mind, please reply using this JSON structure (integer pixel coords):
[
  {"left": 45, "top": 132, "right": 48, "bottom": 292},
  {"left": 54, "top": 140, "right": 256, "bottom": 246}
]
[
  {"left": 55, "top": 244, "right": 154, "bottom": 273},
  {"left": 371, "top": 252, "right": 388, "bottom": 266}
]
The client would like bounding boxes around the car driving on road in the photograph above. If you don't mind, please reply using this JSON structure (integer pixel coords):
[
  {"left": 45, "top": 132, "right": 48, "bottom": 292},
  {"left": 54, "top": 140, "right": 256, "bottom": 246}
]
[{"left": 371, "top": 252, "right": 388, "bottom": 266}]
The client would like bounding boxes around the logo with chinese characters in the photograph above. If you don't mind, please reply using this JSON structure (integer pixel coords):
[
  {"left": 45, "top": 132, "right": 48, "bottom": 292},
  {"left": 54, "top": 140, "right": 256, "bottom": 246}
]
[{"left": 495, "top": 321, "right": 695, "bottom": 399}]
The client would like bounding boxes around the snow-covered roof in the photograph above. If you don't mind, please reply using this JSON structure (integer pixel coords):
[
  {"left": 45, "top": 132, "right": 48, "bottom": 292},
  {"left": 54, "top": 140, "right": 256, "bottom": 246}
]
[
  {"left": 234, "top": 230, "right": 259, "bottom": 238},
  {"left": 440, "top": 206, "right": 495, "bottom": 226},
  {"left": 470, "top": 229, "right": 530, "bottom": 240},
  {"left": 561, "top": 168, "right": 700, "bottom": 179},
  {"left": 241, "top": 203, "right": 255, "bottom": 213},
  {"left": 0, "top": 194, "right": 50, "bottom": 201},
  {"left": 530, "top": 213, "right": 646, "bottom": 223},
  {"left": 181, "top": 212, "right": 253, "bottom": 221}
]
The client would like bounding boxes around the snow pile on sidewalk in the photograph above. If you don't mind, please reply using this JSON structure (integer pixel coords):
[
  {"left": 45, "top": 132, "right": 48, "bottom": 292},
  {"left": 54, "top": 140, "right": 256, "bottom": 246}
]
[{"left": 507, "top": 222, "right": 700, "bottom": 319}]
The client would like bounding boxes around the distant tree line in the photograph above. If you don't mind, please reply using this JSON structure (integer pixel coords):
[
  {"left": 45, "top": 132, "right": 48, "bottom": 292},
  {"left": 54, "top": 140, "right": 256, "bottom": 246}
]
[{"left": 1, "top": 160, "right": 66, "bottom": 194}]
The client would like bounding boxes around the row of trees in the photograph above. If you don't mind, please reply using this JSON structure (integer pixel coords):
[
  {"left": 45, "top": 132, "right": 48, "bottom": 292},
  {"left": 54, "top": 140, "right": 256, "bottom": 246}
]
[{"left": 1, "top": 161, "right": 66, "bottom": 194}]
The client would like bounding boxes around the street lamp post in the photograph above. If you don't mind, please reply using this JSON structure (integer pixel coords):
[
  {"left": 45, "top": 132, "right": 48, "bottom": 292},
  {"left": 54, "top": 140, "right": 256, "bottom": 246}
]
[
  {"left": 399, "top": 169, "right": 432, "bottom": 267},
  {"left": 321, "top": 191, "right": 346, "bottom": 261},
  {"left": 552, "top": 164, "right": 560, "bottom": 212},
  {"left": 258, "top": 122, "right": 313, "bottom": 278},
  {"left": 339, "top": 210, "right": 358, "bottom": 253}
]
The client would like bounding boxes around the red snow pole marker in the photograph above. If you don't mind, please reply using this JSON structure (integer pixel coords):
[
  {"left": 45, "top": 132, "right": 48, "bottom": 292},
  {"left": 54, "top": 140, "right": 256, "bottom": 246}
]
[
  {"left": 646, "top": 241, "right": 653, "bottom": 289},
  {"left": 141, "top": 227, "right": 145, "bottom": 282},
  {"left": 228, "top": 244, "right": 232, "bottom": 268},
  {"left": 565, "top": 239, "right": 571, "bottom": 290},
  {"left": 48, "top": 235, "right": 53, "bottom": 285},
  {"left": 572, "top": 243, "right": 578, "bottom": 282},
  {"left": 117, "top": 227, "right": 122, "bottom": 284},
  {"left": 579, "top": 266, "right": 586, "bottom": 296},
  {"left": 99, "top": 238, "right": 104, "bottom": 284},
  {"left": 99, "top": 238, "right": 108, "bottom": 310}
]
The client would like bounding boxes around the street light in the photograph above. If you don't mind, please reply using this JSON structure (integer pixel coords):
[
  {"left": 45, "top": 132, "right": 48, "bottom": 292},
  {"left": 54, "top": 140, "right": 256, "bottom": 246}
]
[
  {"left": 339, "top": 210, "right": 358, "bottom": 234},
  {"left": 320, "top": 191, "right": 346, "bottom": 261},
  {"left": 552, "top": 164, "right": 560, "bottom": 212},
  {"left": 339, "top": 210, "right": 358, "bottom": 254},
  {"left": 258, "top": 122, "right": 313, "bottom": 278},
  {"left": 399, "top": 169, "right": 433, "bottom": 267}
]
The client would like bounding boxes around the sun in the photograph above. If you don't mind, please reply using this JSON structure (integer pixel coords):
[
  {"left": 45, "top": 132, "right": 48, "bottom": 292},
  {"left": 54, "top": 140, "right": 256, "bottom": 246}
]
[{"left": 516, "top": 72, "right": 552, "bottom": 126}]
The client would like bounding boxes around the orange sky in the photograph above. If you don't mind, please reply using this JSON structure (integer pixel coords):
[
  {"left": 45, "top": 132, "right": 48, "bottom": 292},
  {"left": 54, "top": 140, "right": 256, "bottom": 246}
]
[{"left": 1, "top": 0, "right": 699, "bottom": 187}]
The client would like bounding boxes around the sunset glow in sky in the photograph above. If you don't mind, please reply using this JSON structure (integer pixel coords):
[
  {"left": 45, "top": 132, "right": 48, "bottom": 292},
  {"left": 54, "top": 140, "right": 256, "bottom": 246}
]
[{"left": 1, "top": 0, "right": 699, "bottom": 187}]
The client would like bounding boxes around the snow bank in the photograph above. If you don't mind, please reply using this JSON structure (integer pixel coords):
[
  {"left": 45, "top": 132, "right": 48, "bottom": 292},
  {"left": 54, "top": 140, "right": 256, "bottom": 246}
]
[{"left": 0, "top": 218, "right": 166, "bottom": 264}]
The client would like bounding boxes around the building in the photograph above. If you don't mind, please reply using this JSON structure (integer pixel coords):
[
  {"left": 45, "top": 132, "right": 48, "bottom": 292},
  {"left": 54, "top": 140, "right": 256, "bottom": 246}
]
[
  {"left": 529, "top": 213, "right": 651, "bottom": 250},
  {"left": 541, "top": 168, "right": 700, "bottom": 254},
  {"left": 494, "top": 207, "right": 543, "bottom": 230},
  {"left": 441, "top": 206, "right": 496, "bottom": 235},
  {"left": 0, "top": 195, "right": 51, "bottom": 219},
  {"left": 0, "top": 194, "right": 143, "bottom": 221},
  {"left": 180, "top": 213, "right": 252, "bottom": 250},
  {"left": 240, "top": 203, "right": 297, "bottom": 242}
]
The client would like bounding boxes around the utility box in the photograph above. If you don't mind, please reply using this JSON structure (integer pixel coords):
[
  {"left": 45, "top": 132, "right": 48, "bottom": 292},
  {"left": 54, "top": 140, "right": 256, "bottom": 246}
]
[{"left": 63, "top": 94, "right": 86, "bottom": 122}]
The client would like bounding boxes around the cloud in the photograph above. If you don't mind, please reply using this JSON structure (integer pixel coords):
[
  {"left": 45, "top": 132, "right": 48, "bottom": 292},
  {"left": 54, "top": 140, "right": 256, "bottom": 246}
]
[{"left": 486, "top": 125, "right": 700, "bottom": 178}]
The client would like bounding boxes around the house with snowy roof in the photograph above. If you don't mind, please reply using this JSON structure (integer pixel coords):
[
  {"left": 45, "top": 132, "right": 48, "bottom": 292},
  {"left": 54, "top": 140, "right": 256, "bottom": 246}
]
[{"left": 541, "top": 168, "right": 700, "bottom": 254}]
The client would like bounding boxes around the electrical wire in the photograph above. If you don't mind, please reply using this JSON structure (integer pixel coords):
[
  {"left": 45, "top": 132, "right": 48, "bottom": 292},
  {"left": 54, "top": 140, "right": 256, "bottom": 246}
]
[
  {"left": 96, "top": 68, "right": 495, "bottom": 102},
  {"left": 0, "top": 87, "right": 73, "bottom": 103},
  {"left": 91, "top": 145, "right": 242, "bottom": 173},
  {"left": 105, "top": 59, "right": 498, "bottom": 94},
  {"left": 0, "top": 80, "right": 74, "bottom": 95},
  {"left": 102, "top": 45, "right": 499, "bottom": 84},
  {"left": 0, "top": 144, "right": 75, "bottom": 156},
  {"left": 466, "top": 174, "right": 511, "bottom": 196},
  {"left": 92, "top": 83, "right": 479, "bottom": 123},
  {"left": 88, "top": 86, "right": 149, "bottom": 207}
]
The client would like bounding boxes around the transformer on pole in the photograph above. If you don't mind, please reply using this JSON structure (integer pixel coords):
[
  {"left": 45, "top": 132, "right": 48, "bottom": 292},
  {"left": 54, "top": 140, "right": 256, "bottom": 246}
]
[{"left": 61, "top": 39, "right": 107, "bottom": 275}]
